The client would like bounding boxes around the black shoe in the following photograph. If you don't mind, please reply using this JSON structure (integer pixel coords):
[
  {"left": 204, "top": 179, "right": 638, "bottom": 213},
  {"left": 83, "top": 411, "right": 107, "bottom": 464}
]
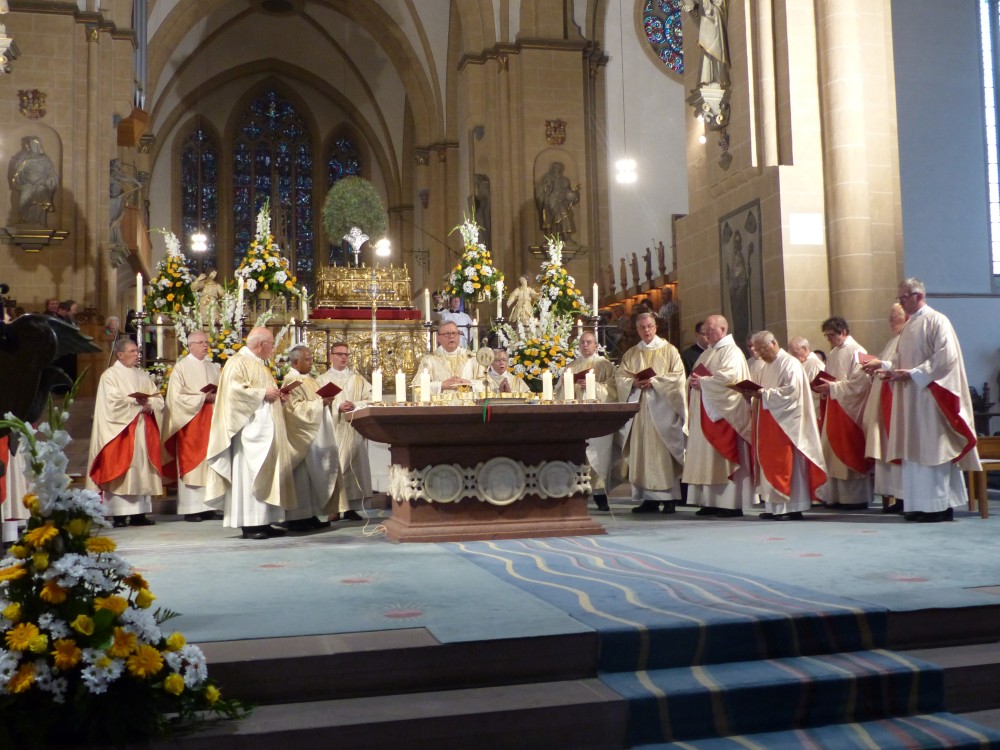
[
  {"left": 821, "top": 502, "right": 842, "bottom": 509},
  {"left": 264, "top": 524, "right": 287, "bottom": 537},
  {"left": 917, "top": 507, "right": 954, "bottom": 523},
  {"left": 776, "top": 511, "right": 804, "bottom": 521},
  {"left": 241, "top": 526, "right": 268, "bottom": 540},
  {"left": 184, "top": 513, "right": 204, "bottom": 522},
  {"left": 632, "top": 501, "right": 661, "bottom": 514},
  {"left": 593, "top": 494, "right": 610, "bottom": 512},
  {"left": 716, "top": 508, "right": 744, "bottom": 518},
  {"left": 903, "top": 512, "right": 921, "bottom": 522},
  {"left": 882, "top": 498, "right": 903, "bottom": 514},
  {"left": 201, "top": 510, "right": 222, "bottom": 520},
  {"left": 112, "top": 516, "right": 128, "bottom": 528},
  {"left": 283, "top": 518, "right": 316, "bottom": 532},
  {"left": 759, "top": 512, "right": 776, "bottom": 520},
  {"left": 129, "top": 514, "right": 155, "bottom": 527},
  {"left": 660, "top": 502, "right": 675, "bottom": 515},
  {"left": 695, "top": 507, "right": 719, "bottom": 516},
  {"left": 838, "top": 503, "right": 869, "bottom": 511},
  {"left": 342, "top": 510, "right": 364, "bottom": 521}
]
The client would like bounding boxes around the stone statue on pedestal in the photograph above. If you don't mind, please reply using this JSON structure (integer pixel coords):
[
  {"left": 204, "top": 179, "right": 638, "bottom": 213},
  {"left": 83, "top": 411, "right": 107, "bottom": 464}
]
[{"left": 8, "top": 136, "right": 57, "bottom": 227}]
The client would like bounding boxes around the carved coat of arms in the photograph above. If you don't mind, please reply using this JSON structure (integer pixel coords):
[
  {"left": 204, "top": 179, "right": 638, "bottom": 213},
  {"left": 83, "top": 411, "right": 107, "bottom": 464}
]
[
  {"left": 18, "top": 89, "right": 46, "bottom": 120},
  {"left": 545, "top": 119, "right": 566, "bottom": 146}
]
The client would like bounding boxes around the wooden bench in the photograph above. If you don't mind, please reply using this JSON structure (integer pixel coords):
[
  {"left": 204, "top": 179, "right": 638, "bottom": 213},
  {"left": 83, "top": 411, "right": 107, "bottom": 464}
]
[{"left": 966, "top": 436, "right": 1000, "bottom": 519}]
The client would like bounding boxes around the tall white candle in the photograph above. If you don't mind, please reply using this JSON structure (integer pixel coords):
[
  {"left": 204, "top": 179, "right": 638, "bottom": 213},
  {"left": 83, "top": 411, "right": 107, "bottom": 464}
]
[
  {"left": 585, "top": 369, "right": 597, "bottom": 400},
  {"left": 136, "top": 273, "right": 143, "bottom": 313},
  {"left": 592, "top": 282, "right": 599, "bottom": 313},
  {"left": 577, "top": 320, "right": 583, "bottom": 340},
  {"left": 290, "top": 317, "right": 297, "bottom": 344},
  {"left": 496, "top": 280, "right": 504, "bottom": 319},
  {"left": 419, "top": 368, "right": 431, "bottom": 403},
  {"left": 237, "top": 276, "right": 244, "bottom": 315},
  {"left": 471, "top": 320, "right": 479, "bottom": 351},
  {"left": 371, "top": 369, "right": 383, "bottom": 403},
  {"left": 541, "top": 371, "right": 553, "bottom": 401},
  {"left": 563, "top": 368, "right": 574, "bottom": 402},
  {"left": 300, "top": 293, "right": 308, "bottom": 321},
  {"left": 423, "top": 288, "right": 431, "bottom": 323},
  {"left": 395, "top": 370, "right": 407, "bottom": 403},
  {"left": 155, "top": 316, "right": 164, "bottom": 360}
]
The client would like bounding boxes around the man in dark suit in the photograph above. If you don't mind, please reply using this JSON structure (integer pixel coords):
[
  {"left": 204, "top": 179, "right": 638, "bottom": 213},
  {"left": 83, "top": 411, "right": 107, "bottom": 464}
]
[{"left": 681, "top": 320, "right": 708, "bottom": 376}]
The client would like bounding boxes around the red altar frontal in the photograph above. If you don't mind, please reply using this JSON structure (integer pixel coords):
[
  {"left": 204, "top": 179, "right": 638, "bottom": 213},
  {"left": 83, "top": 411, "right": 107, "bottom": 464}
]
[{"left": 349, "top": 402, "right": 639, "bottom": 543}]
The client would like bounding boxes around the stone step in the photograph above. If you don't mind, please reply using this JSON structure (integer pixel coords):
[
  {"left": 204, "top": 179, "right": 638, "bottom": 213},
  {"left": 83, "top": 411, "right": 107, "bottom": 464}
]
[{"left": 903, "top": 641, "right": 1000, "bottom": 713}]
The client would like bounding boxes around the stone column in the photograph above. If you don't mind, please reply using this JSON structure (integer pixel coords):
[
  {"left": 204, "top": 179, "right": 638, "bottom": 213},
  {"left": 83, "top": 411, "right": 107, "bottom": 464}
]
[{"left": 85, "top": 24, "right": 101, "bottom": 311}]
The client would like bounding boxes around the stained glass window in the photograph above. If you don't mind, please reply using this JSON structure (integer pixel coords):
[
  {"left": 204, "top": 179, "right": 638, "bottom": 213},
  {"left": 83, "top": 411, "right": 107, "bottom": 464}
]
[
  {"left": 326, "top": 134, "right": 363, "bottom": 265},
  {"left": 180, "top": 125, "right": 219, "bottom": 273},
  {"left": 643, "top": 0, "right": 684, "bottom": 76},
  {"left": 232, "top": 89, "right": 315, "bottom": 292}
]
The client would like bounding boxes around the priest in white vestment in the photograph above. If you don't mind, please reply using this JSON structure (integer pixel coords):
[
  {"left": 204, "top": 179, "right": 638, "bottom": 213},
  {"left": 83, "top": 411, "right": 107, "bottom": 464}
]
[
  {"left": 812, "top": 317, "right": 873, "bottom": 509},
  {"left": 1, "top": 436, "right": 30, "bottom": 542},
  {"left": 317, "top": 341, "right": 372, "bottom": 519},
  {"left": 205, "top": 327, "right": 296, "bottom": 540},
  {"left": 413, "top": 321, "right": 478, "bottom": 397},
  {"left": 616, "top": 312, "right": 687, "bottom": 514},
  {"left": 683, "top": 315, "right": 754, "bottom": 518},
  {"left": 557, "top": 330, "right": 617, "bottom": 511},
  {"left": 885, "top": 278, "right": 980, "bottom": 522},
  {"left": 87, "top": 338, "right": 163, "bottom": 527},
  {"left": 751, "top": 331, "right": 827, "bottom": 520},
  {"left": 861, "top": 303, "right": 907, "bottom": 512},
  {"left": 476, "top": 349, "right": 531, "bottom": 394},
  {"left": 746, "top": 334, "right": 766, "bottom": 383},
  {"left": 281, "top": 345, "right": 340, "bottom": 531},
  {"left": 788, "top": 336, "right": 825, "bottom": 416},
  {"left": 162, "top": 331, "right": 220, "bottom": 521}
]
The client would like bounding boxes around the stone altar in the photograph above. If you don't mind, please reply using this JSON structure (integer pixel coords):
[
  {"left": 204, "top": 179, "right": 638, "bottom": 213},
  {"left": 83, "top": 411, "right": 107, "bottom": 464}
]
[{"left": 349, "top": 402, "right": 639, "bottom": 542}]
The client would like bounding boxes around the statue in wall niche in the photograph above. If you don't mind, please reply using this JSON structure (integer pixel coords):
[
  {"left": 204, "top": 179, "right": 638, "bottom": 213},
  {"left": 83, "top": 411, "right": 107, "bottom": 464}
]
[
  {"left": 619, "top": 257, "right": 628, "bottom": 293},
  {"left": 657, "top": 241, "right": 667, "bottom": 276},
  {"left": 644, "top": 247, "right": 653, "bottom": 282},
  {"left": 471, "top": 174, "right": 492, "bottom": 251},
  {"left": 7, "top": 136, "right": 57, "bottom": 226},
  {"left": 630, "top": 252, "right": 640, "bottom": 290},
  {"left": 606, "top": 263, "right": 616, "bottom": 296},
  {"left": 682, "top": 0, "right": 730, "bottom": 88},
  {"left": 536, "top": 162, "right": 580, "bottom": 241},
  {"left": 109, "top": 158, "right": 143, "bottom": 248}
]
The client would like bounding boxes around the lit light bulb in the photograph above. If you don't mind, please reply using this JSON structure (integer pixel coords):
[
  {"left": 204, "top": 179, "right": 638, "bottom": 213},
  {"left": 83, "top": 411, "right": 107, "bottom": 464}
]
[
  {"left": 190, "top": 232, "right": 208, "bottom": 253},
  {"left": 375, "top": 238, "right": 391, "bottom": 257},
  {"left": 615, "top": 158, "right": 637, "bottom": 184},
  {"left": 698, "top": 134, "right": 707, "bottom": 145}
]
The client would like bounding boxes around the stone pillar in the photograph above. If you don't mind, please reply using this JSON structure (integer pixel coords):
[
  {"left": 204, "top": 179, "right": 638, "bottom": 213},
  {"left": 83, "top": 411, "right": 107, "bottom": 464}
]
[{"left": 85, "top": 24, "right": 101, "bottom": 311}]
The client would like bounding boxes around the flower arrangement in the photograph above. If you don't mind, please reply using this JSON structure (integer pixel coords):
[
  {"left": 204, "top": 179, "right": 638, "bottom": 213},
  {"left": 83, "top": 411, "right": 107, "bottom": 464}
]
[
  {"left": 143, "top": 231, "right": 197, "bottom": 318},
  {"left": 322, "top": 176, "right": 388, "bottom": 245},
  {"left": 444, "top": 219, "right": 504, "bottom": 306},
  {"left": 496, "top": 298, "right": 575, "bottom": 387},
  {"left": 537, "top": 236, "right": 590, "bottom": 320},
  {"left": 235, "top": 201, "right": 307, "bottom": 302},
  {"left": 0, "top": 390, "right": 246, "bottom": 749}
]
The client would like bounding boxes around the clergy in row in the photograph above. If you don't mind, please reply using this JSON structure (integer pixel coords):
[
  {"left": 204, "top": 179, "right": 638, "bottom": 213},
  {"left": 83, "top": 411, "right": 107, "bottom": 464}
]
[
  {"left": 478, "top": 349, "right": 530, "bottom": 394},
  {"left": 414, "top": 321, "right": 478, "bottom": 395}
]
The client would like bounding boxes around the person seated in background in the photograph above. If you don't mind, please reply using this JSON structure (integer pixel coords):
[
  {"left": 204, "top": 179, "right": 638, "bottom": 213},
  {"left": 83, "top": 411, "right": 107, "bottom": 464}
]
[
  {"left": 479, "top": 349, "right": 530, "bottom": 394},
  {"left": 436, "top": 296, "right": 474, "bottom": 347}
]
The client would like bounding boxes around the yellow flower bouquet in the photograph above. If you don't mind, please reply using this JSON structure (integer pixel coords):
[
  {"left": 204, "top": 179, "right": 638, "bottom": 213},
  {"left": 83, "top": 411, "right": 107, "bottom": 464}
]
[
  {"left": 444, "top": 218, "right": 504, "bottom": 306},
  {"left": 537, "top": 235, "right": 591, "bottom": 320},
  {"left": 235, "top": 200, "right": 307, "bottom": 304},
  {"left": 143, "top": 231, "right": 198, "bottom": 317},
  {"left": 0, "top": 387, "right": 246, "bottom": 748},
  {"left": 496, "top": 297, "right": 575, "bottom": 391}
]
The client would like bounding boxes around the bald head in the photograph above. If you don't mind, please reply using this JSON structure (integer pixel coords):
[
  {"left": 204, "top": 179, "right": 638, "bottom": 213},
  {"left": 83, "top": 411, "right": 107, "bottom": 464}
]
[
  {"left": 787, "top": 336, "right": 811, "bottom": 362},
  {"left": 246, "top": 326, "right": 274, "bottom": 358},
  {"left": 187, "top": 330, "right": 210, "bottom": 360},
  {"left": 702, "top": 315, "right": 728, "bottom": 346}
]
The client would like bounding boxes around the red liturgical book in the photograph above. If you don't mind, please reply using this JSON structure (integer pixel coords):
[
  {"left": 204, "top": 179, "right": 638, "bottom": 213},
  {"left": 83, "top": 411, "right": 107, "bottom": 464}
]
[
  {"left": 314, "top": 381, "right": 342, "bottom": 399},
  {"left": 726, "top": 379, "right": 761, "bottom": 393},
  {"left": 128, "top": 392, "right": 157, "bottom": 399},
  {"left": 810, "top": 371, "right": 837, "bottom": 389},
  {"left": 573, "top": 369, "right": 590, "bottom": 383},
  {"left": 629, "top": 367, "right": 657, "bottom": 381},
  {"left": 692, "top": 363, "right": 713, "bottom": 378},
  {"left": 279, "top": 380, "right": 302, "bottom": 395},
  {"left": 200, "top": 383, "right": 218, "bottom": 394}
]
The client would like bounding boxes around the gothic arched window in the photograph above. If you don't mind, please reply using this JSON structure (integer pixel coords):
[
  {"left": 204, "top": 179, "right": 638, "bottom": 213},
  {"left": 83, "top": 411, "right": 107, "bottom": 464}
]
[
  {"left": 180, "top": 124, "right": 219, "bottom": 273},
  {"left": 327, "top": 134, "right": 362, "bottom": 187},
  {"left": 643, "top": 0, "right": 684, "bottom": 75},
  {"left": 232, "top": 89, "right": 315, "bottom": 291}
]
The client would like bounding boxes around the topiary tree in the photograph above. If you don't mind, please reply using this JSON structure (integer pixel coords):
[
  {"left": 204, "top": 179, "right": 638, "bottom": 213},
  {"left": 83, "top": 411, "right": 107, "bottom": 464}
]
[{"left": 322, "top": 176, "right": 388, "bottom": 244}]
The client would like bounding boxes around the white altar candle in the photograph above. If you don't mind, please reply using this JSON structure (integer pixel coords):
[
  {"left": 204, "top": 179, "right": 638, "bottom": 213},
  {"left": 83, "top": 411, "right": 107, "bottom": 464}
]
[
  {"left": 496, "top": 280, "right": 504, "bottom": 319},
  {"left": 423, "top": 288, "right": 431, "bottom": 323},
  {"left": 372, "top": 369, "right": 383, "bottom": 402},
  {"left": 471, "top": 319, "right": 479, "bottom": 351},
  {"left": 592, "top": 282, "right": 599, "bottom": 313},
  {"left": 585, "top": 369, "right": 597, "bottom": 401},
  {"left": 563, "top": 368, "right": 574, "bottom": 402},
  {"left": 577, "top": 320, "right": 583, "bottom": 340},
  {"left": 541, "top": 371, "right": 553, "bottom": 401},
  {"left": 136, "top": 273, "right": 143, "bottom": 313},
  {"left": 155, "top": 316, "right": 164, "bottom": 360},
  {"left": 300, "top": 293, "right": 308, "bottom": 320},
  {"left": 290, "top": 317, "right": 297, "bottom": 344},
  {"left": 237, "top": 276, "right": 244, "bottom": 315},
  {"left": 395, "top": 370, "right": 407, "bottom": 403},
  {"left": 420, "top": 368, "right": 431, "bottom": 403}
]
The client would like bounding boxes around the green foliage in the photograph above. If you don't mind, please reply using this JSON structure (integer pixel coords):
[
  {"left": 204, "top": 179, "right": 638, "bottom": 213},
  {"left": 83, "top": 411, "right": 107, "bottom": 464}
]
[{"left": 322, "top": 176, "right": 388, "bottom": 243}]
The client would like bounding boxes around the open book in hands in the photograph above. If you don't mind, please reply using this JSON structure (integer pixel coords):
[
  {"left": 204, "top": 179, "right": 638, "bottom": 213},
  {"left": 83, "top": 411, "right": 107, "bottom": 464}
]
[
  {"left": 810, "top": 370, "right": 837, "bottom": 392},
  {"left": 692, "top": 363, "right": 713, "bottom": 378},
  {"left": 279, "top": 380, "right": 302, "bottom": 395},
  {"left": 200, "top": 383, "right": 218, "bottom": 394},
  {"left": 627, "top": 367, "right": 657, "bottom": 381},
  {"left": 314, "top": 381, "right": 342, "bottom": 399},
  {"left": 726, "top": 379, "right": 761, "bottom": 394},
  {"left": 128, "top": 392, "right": 157, "bottom": 400}
]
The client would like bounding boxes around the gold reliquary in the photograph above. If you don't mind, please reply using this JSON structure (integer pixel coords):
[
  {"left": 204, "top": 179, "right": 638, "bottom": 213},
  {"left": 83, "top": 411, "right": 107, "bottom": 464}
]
[{"left": 314, "top": 264, "right": 413, "bottom": 309}]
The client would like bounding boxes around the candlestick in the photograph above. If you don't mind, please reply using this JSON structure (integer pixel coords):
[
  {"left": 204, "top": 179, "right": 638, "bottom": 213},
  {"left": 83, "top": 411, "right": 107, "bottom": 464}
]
[
  {"left": 136, "top": 273, "right": 143, "bottom": 314},
  {"left": 395, "top": 370, "right": 407, "bottom": 403},
  {"left": 496, "top": 280, "right": 504, "bottom": 319},
  {"left": 585, "top": 369, "right": 597, "bottom": 401},
  {"left": 592, "top": 283, "right": 599, "bottom": 313},
  {"left": 423, "top": 288, "right": 431, "bottom": 323},
  {"left": 419, "top": 368, "right": 431, "bottom": 403},
  {"left": 155, "top": 315, "right": 164, "bottom": 360},
  {"left": 563, "top": 368, "right": 574, "bottom": 402},
  {"left": 541, "top": 371, "right": 553, "bottom": 401},
  {"left": 372, "top": 369, "right": 383, "bottom": 403},
  {"left": 237, "top": 277, "right": 244, "bottom": 315}
]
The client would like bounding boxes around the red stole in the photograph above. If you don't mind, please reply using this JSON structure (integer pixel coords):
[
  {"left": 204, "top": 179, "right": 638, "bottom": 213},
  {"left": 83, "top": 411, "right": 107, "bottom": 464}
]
[
  {"left": 928, "top": 382, "right": 977, "bottom": 462},
  {"left": 824, "top": 399, "right": 872, "bottom": 474},
  {"left": 89, "top": 414, "right": 163, "bottom": 486},
  {"left": 163, "top": 404, "right": 213, "bottom": 482},
  {"left": 756, "top": 408, "right": 826, "bottom": 501},
  {"left": 699, "top": 398, "right": 743, "bottom": 479}
]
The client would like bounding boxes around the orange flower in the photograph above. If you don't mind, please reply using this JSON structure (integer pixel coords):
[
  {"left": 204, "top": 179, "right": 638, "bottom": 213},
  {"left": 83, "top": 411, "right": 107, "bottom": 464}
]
[
  {"left": 107, "top": 626, "right": 137, "bottom": 658},
  {"left": 0, "top": 564, "right": 27, "bottom": 582},
  {"left": 23, "top": 521, "right": 58, "bottom": 548},
  {"left": 8, "top": 663, "right": 35, "bottom": 694},
  {"left": 94, "top": 595, "right": 128, "bottom": 616},
  {"left": 52, "top": 638, "right": 83, "bottom": 670},
  {"left": 40, "top": 580, "right": 68, "bottom": 604},
  {"left": 126, "top": 644, "right": 164, "bottom": 678}
]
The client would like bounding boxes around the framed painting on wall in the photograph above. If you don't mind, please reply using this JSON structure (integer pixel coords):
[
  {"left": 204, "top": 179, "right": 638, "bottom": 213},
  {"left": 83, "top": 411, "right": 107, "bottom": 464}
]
[{"left": 718, "top": 201, "right": 764, "bottom": 352}]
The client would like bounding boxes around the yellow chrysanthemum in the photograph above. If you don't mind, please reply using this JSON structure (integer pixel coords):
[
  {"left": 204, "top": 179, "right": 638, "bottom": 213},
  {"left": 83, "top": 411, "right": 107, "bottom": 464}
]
[
  {"left": 135, "top": 589, "right": 156, "bottom": 609},
  {"left": 52, "top": 638, "right": 83, "bottom": 670},
  {"left": 22, "top": 493, "right": 39, "bottom": 513},
  {"left": 165, "top": 632, "right": 186, "bottom": 652},
  {"left": 0, "top": 564, "right": 27, "bottom": 582},
  {"left": 40, "top": 579, "right": 68, "bottom": 604},
  {"left": 29, "top": 634, "right": 48, "bottom": 654},
  {"left": 66, "top": 518, "right": 91, "bottom": 537},
  {"left": 94, "top": 595, "right": 128, "bottom": 616},
  {"left": 124, "top": 572, "right": 148, "bottom": 591},
  {"left": 107, "top": 626, "right": 137, "bottom": 658},
  {"left": 32, "top": 550, "right": 49, "bottom": 571},
  {"left": 284, "top": 280, "right": 293, "bottom": 289},
  {"left": 23, "top": 521, "right": 58, "bottom": 548},
  {"left": 166, "top": 293, "right": 175, "bottom": 302},
  {"left": 9, "top": 544, "right": 28, "bottom": 559},
  {"left": 8, "top": 663, "right": 35, "bottom": 694},
  {"left": 204, "top": 684, "right": 221, "bottom": 705},
  {"left": 85, "top": 537, "right": 117, "bottom": 554},
  {"left": 71, "top": 614, "right": 95, "bottom": 636},
  {"left": 2, "top": 602, "right": 20, "bottom": 622},
  {"left": 164, "top": 672, "right": 185, "bottom": 696},
  {"left": 6, "top": 622, "right": 40, "bottom": 651},
  {"left": 126, "top": 643, "right": 164, "bottom": 678}
]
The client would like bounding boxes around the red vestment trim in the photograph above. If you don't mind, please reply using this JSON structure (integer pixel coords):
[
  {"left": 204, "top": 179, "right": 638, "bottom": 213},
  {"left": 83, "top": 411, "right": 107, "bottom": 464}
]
[
  {"left": 89, "top": 414, "right": 163, "bottom": 486},
  {"left": 928, "top": 381, "right": 977, "bottom": 462},
  {"left": 825, "top": 399, "right": 872, "bottom": 474},
  {"left": 757, "top": 408, "right": 827, "bottom": 501},
  {"left": 700, "top": 399, "right": 742, "bottom": 478},
  {"left": 164, "top": 404, "right": 213, "bottom": 482}
]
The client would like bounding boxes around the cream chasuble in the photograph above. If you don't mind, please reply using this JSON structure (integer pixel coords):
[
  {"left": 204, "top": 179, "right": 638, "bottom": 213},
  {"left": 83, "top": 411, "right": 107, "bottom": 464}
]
[
  {"left": 283, "top": 370, "right": 340, "bottom": 518},
  {"left": 318, "top": 367, "right": 373, "bottom": 509},
  {"left": 414, "top": 347, "right": 476, "bottom": 395}
]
